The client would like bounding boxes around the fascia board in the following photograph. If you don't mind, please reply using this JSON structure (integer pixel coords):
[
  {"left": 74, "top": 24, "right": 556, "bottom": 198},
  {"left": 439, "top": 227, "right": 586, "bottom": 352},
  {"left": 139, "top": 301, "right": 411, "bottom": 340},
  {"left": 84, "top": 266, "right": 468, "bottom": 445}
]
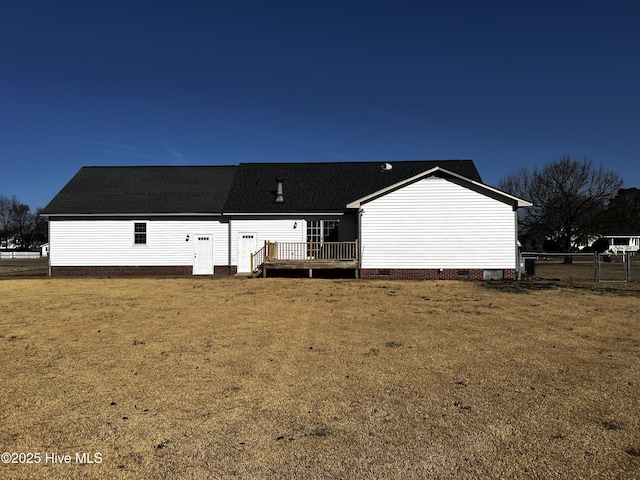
[
  {"left": 41, "top": 212, "right": 224, "bottom": 218},
  {"left": 224, "top": 212, "right": 345, "bottom": 216},
  {"left": 466, "top": 180, "right": 533, "bottom": 208},
  {"left": 346, "top": 167, "right": 441, "bottom": 208},
  {"left": 43, "top": 211, "right": 348, "bottom": 218}
]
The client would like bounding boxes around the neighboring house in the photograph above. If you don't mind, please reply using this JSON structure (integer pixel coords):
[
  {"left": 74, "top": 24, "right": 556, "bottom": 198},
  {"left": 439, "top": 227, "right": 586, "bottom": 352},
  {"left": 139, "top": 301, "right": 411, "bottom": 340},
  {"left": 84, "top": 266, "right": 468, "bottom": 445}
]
[
  {"left": 0, "top": 234, "right": 20, "bottom": 250},
  {"left": 599, "top": 235, "right": 640, "bottom": 254},
  {"left": 40, "top": 160, "right": 532, "bottom": 280}
]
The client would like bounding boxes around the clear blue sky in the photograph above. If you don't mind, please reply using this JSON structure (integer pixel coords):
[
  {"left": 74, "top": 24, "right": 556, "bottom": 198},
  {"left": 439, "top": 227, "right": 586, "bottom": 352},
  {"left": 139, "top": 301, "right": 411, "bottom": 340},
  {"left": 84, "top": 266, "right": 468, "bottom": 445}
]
[{"left": 2, "top": 1, "right": 639, "bottom": 210}]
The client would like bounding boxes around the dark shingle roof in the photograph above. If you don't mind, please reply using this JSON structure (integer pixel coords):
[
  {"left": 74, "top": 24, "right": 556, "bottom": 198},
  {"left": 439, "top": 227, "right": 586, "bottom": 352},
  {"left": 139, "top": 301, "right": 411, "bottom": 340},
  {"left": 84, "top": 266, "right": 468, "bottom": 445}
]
[
  {"left": 223, "top": 160, "right": 481, "bottom": 213},
  {"left": 42, "top": 160, "right": 481, "bottom": 215},
  {"left": 41, "top": 166, "right": 238, "bottom": 214}
]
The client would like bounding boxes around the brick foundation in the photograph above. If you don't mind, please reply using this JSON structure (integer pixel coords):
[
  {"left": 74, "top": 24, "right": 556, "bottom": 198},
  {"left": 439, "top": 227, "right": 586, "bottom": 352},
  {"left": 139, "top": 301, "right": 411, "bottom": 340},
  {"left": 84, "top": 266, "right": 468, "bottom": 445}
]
[
  {"left": 213, "top": 265, "right": 237, "bottom": 276},
  {"left": 503, "top": 269, "right": 518, "bottom": 280},
  {"left": 51, "top": 266, "right": 194, "bottom": 277},
  {"left": 359, "top": 268, "right": 518, "bottom": 280},
  {"left": 50, "top": 265, "right": 517, "bottom": 280},
  {"left": 50, "top": 265, "right": 239, "bottom": 277}
]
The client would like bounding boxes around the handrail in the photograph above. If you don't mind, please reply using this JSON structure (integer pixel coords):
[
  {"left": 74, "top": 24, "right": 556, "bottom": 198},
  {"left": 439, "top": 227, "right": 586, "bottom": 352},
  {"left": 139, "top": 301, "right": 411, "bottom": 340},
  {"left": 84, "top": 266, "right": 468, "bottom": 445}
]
[
  {"left": 251, "top": 241, "right": 358, "bottom": 273},
  {"left": 265, "top": 241, "right": 358, "bottom": 262},
  {"left": 250, "top": 245, "right": 266, "bottom": 272}
]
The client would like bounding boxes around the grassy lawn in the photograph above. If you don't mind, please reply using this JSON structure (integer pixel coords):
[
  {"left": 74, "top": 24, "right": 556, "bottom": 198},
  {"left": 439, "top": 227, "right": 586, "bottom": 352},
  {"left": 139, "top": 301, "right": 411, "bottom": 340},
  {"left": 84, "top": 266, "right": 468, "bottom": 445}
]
[
  {"left": 1, "top": 277, "right": 639, "bottom": 479},
  {"left": 0, "top": 258, "right": 48, "bottom": 278},
  {"left": 534, "top": 256, "right": 640, "bottom": 283}
]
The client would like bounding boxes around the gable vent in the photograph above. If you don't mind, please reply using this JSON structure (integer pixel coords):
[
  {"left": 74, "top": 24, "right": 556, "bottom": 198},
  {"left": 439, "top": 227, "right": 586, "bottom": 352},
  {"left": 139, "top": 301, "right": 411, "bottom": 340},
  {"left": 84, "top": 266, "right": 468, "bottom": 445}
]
[{"left": 380, "top": 163, "right": 393, "bottom": 171}]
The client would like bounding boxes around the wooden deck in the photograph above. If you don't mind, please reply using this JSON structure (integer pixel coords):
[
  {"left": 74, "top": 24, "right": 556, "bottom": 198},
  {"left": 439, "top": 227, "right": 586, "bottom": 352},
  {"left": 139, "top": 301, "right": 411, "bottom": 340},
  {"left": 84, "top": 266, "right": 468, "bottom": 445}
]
[{"left": 251, "top": 241, "right": 358, "bottom": 277}]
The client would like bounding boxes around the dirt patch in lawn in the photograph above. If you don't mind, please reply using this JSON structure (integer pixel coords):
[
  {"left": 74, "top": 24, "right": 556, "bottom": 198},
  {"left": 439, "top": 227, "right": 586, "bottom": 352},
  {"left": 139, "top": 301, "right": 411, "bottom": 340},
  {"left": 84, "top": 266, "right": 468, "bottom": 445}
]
[{"left": 1, "top": 278, "right": 639, "bottom": 479}]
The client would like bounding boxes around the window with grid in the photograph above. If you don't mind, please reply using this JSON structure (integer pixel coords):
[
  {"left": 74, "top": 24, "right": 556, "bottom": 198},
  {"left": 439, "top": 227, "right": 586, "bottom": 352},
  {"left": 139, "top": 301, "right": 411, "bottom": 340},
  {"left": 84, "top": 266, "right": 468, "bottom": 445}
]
[
  {"left": 307, "top": 220, "right": 339, "bottom": 243},
  {"left": 306, "top": 220, "right": 339, "bottom": 257},
  {"left": 134, "top": 222, "right": 147, "bottom": 244}
]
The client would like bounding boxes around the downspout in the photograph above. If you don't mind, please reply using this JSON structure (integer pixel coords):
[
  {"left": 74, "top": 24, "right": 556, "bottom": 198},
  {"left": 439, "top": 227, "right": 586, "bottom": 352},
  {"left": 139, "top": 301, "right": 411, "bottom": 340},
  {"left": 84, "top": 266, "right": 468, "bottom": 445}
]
[
  {"left": 514, "top": 206, "right": 520, "bottom": 280},
  {"left": 47, "top": 216, "right": 51, "bottom": 277},
  {"left": 358, "top": 208, "right": 363, "bottom": 273},
  {"left": 228, "top": 217, "right": 232, "bottom": 276}
]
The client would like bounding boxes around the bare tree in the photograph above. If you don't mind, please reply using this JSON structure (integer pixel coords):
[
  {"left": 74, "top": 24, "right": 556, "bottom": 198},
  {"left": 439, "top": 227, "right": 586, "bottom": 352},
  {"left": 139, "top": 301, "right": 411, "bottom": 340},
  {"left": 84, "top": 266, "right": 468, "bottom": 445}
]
[
  {"left": 598, "top": 187, "right": 640, "bottom": 234},
  {"left": 0, "top": 195, "right": 11, "bottom": 248},
  {"left": 499, "top": 156, "right": 623, "bottom": 255},
  {"left": 0, "top": 196, "right": 47, "bottom": 250}
]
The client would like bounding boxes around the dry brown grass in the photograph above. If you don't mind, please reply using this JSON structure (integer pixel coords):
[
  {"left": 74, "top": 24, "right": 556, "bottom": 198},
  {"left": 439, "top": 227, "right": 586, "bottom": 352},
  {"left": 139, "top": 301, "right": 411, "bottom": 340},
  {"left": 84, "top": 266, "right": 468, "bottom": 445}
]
[
  {"left": 1, "top": 277, "right": 639, "bottom": 479},
  {"left": 534, "top": 257, "right": 640, "bottom": 283},
  {"left": 0, "top": 258, "right": 47, "bottom": 278}
]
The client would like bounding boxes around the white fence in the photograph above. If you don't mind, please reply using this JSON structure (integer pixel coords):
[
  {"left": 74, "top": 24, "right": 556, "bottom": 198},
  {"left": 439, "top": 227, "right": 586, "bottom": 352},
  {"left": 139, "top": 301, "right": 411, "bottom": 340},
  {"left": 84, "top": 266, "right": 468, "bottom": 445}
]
[{"left": 0, "top": 251, "right": 42, "bottom": 259}]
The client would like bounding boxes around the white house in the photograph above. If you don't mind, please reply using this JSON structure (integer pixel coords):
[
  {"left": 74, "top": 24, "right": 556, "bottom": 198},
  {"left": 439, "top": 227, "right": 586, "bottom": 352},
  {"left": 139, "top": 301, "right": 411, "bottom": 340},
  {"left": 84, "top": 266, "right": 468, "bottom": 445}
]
[
  {"left": 601, "top": 235, "right": 640, "bottom": 254},
  {"left": 41, "top": 160, "right": 532, "bottom": 280}
]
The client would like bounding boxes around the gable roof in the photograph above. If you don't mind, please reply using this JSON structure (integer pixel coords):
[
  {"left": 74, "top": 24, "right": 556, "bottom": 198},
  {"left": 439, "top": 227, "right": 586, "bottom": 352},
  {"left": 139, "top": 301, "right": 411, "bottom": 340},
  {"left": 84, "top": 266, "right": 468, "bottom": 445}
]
[
  {"left": 41, "top": 160, "right": 486, "bottom": 216},
  {"left": 346, "top": 166, "right": 533, "bottom": 209},
  {"left": 223, "top": 160, "right": 481, "bottom": 213}
]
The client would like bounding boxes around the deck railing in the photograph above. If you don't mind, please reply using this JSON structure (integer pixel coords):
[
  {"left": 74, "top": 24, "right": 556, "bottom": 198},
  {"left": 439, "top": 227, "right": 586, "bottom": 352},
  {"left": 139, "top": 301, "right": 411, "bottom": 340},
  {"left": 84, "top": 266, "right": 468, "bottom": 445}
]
[
  {"left": 251, "top": 240, "right": 358, "bottom": 272},
  {"left": 250, "top": 245, "right": 265, "bottom": 273}
]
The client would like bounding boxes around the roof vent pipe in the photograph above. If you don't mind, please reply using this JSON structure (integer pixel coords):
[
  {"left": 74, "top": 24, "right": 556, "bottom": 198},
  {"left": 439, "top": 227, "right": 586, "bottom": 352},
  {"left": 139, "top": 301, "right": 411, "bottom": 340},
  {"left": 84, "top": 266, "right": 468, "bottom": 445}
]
[
  {"left": 275, "top": 179, "right": 284, "bottom": 203},
  {"left": 381, "top": 163, "right": 393, "bottom": 171}
]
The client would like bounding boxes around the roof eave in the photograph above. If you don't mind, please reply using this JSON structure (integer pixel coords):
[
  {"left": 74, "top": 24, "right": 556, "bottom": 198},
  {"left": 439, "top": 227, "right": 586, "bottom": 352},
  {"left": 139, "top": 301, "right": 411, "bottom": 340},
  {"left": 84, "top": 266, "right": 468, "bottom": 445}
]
[
  {"left": 41, "top": 212, "right": 225, "bottom": 218},
  {"left": 224, "top": 211, "right": 346, "bottom": 216}
]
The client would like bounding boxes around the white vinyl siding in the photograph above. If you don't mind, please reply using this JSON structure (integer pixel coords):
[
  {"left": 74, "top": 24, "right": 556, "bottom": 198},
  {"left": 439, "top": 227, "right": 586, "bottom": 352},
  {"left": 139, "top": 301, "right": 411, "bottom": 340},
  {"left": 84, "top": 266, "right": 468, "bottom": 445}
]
[
  {"left": 230, "top": 218, "right": 306, "bottom": 266},
  {"left": 360, "top": 177, "right": 517, "bottom": 269},
  {"left": 49, "top": 219, "right": 228, "bottom": 266}
]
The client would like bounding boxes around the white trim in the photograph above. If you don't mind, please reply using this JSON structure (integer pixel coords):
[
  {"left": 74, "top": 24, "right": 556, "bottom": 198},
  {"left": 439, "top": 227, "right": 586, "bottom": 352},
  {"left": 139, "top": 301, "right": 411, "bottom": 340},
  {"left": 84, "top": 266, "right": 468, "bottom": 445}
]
[
  {"left": 346, "top": 167, "right": 533, "bottom": 208},
  {"left": 132, "top": 220, "right": 149, "bottom": 246},
  {"left": 465, "top": 177, "right": 533, "bottom": 208},
  {"left": 42, "top": 212, "right": 224, "bottom": 218},
  {"left": 44, "top": 212, "right": 346, "bottom": 218},
  {"left": 601, "top": 234, "right": 640, "bottom": 239},
  {"left": 225, "top": 212, "right": 346, "bottom": 216}
]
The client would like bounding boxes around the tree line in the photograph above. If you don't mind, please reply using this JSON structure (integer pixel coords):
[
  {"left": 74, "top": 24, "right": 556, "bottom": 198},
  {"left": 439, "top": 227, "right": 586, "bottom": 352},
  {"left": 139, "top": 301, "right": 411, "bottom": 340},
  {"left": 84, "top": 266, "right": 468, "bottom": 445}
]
[
  {"left": 499, "top": 156, "right": 639, "bottom": 253},
  {"left": 0, "top": 195, "right": 47, "bottom": 250}
]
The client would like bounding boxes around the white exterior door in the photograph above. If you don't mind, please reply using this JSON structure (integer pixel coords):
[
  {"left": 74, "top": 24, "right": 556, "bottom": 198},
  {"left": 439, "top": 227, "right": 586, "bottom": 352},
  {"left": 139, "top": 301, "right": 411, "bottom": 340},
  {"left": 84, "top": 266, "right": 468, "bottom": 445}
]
[
  {"left": 237, "top": 232, "right": 258, "bottom": 273},
  {"left": 193, "top": 235, "right": 214, "bottom": 275}
]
